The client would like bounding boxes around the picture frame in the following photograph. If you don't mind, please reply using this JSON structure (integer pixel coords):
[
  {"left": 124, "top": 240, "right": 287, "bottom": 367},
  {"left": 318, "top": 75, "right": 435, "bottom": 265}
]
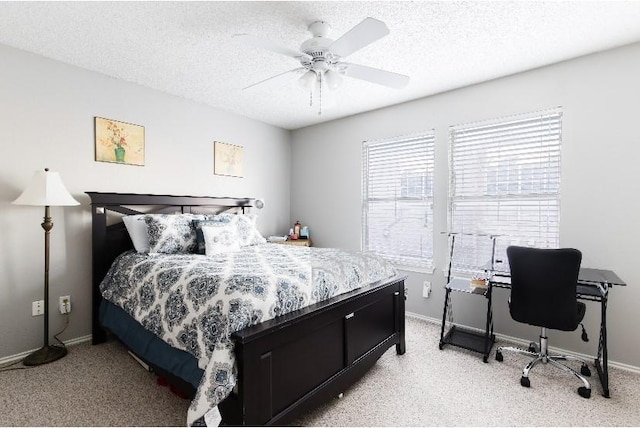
[
  {"left": 214, "top": 141, "right": 244, "bottom": 177},
  {"left": 94, "top": 117, "right": 145, "bottom": 166}
]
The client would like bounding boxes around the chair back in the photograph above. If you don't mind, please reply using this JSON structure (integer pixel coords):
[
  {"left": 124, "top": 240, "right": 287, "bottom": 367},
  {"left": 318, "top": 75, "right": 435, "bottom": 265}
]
[{"left": 507, "top": 246, "right": 582, "bottom": 331}]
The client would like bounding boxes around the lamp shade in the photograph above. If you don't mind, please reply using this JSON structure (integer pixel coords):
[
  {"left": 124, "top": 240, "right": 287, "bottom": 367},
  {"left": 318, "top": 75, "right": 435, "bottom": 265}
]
[{"left": 12, "top": 168, "right": 79, "bottom": 207}]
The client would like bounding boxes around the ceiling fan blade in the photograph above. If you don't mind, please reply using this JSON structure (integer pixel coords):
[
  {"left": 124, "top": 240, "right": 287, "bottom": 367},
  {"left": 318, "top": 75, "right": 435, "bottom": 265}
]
[
  {"left": 242, "top": 67, "right": 304, "bottom": 91},
  {"left": 329, "top": 17, "right": 390, "bottom": 58},
  {"left": 342, "top": 63, "right": 410, "bottom": 89},
  {"left": 233, "top": 34, "right": 311, "bottom": 60}
]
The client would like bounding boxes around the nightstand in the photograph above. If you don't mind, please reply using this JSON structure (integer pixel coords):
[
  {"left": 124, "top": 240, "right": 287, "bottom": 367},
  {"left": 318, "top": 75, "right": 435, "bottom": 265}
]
[{"left": 271, "top": 238, "right": 312, "bottom": 247}]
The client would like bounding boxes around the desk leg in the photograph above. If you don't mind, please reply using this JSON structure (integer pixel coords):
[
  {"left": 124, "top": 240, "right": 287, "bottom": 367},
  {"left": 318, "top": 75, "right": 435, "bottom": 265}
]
[
  {"left": 594, "top": 294, "right": 610, "bottom": 398},
  {"left": 483, "top": 285, "right": 494, "bottom": 363},
  {"left": 438, "top": 289, "right": 450, "bottom": 350}
]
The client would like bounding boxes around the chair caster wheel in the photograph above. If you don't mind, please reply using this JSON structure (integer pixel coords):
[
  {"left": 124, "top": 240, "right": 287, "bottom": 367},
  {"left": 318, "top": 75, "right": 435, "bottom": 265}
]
[
  {"left": 528, "top": 342, "right": 537, "bottom": 352},
  {"left": 578, "top": 387, "right": 591, "bottom": 398},
  {"left": 520, "top": 376, "right": 530, "bottom": 388},
  {"left": 580, "top": 364, "right": 591, "bottom": 377},
  {"left": 483, "top": 356, "right": 488, "bottom": 363},
  {"left": 495, "top": 350, "right": 503, "bottom": 362},
  {"left": 438, "top": 343, "right": 443, "bottom": 350}
]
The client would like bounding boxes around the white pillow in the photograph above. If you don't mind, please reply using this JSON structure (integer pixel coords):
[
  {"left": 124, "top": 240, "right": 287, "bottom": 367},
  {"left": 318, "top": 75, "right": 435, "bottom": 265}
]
[
  {"left": 122, "top": 215, "right": 150, "bottom": 253},
  {"left": 202, "top": 222, "right": 241, "bottom": 256}
]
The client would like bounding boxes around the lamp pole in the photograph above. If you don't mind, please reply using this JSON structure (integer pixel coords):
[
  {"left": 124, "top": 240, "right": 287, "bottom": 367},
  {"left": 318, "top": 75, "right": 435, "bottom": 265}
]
[
  {"left": 23, "top": 203, "right": 67, "bottom": 366},
  {"left": 13, "top": 167, "right": 78, "bottom": 366},
  {"left": 42, "top": 204, "right": 52, "bottom": 349}
]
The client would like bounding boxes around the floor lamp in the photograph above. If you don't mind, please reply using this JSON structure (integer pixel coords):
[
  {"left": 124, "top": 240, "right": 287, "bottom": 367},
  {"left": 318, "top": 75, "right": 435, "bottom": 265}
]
[{"left": 12, "top": 168, "right": 79, "bottom": 366}]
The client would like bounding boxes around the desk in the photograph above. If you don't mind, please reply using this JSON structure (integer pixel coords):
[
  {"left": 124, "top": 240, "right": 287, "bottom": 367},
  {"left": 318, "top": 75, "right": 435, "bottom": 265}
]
[{"left": 490, "top": 268, "right": 626, "bottom": 398}]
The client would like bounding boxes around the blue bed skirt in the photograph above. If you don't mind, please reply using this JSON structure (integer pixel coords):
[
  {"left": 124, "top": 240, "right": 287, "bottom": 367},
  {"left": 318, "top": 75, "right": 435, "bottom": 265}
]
[{"left": 99, "top": 299, "right": 204, "bottom": 389}]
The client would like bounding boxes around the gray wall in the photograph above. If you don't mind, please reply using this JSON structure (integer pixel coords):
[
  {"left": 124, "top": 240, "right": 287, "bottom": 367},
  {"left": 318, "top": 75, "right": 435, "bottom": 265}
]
[
  {"left": 291, "top": 42, "right": 640, "bottom": 368},
  {"left": 0, "top": 44, "right": 292, "bottom": 360}
]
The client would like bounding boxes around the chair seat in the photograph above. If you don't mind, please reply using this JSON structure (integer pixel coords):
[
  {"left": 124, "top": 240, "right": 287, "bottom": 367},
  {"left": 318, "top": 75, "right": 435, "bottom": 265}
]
[{"left": 510, "top": 300, "right": 586, "bottom": 331}]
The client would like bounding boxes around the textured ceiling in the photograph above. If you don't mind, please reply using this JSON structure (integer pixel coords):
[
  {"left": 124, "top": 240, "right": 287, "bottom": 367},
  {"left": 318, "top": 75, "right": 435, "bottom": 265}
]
[{"left": 2, "top": 1, "right": 640, "bottom": 130}]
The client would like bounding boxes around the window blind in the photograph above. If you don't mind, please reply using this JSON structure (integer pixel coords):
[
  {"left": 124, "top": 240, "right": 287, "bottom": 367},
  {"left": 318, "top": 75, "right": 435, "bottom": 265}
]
[
  {"left": 448, "top": 110, "right": 562, "bottom": 273},
  {"left": 362, "top": 132, "right": 435, "bottom": 269}
]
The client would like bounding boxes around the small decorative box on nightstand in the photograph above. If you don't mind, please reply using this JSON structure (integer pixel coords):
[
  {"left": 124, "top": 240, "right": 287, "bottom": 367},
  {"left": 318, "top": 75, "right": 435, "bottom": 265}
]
[{"left": 271, "top": 238, "right": 312, "bottom": 247}]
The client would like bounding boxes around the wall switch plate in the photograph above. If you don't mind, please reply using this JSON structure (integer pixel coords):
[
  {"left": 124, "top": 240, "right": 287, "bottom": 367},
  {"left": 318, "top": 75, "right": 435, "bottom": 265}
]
[
  {"left": 59, "top": 295, "right": 71, "bottom": 314},
  {"left": 422, "top": 281, "right": 432, "bottom": 298},
  {"left": 32, "top": 300, "right": 44, "bottom": 316}
]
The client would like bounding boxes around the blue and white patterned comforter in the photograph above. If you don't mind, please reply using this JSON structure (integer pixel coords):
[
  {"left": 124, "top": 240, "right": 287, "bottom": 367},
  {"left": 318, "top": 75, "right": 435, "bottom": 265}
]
[{"left": 99, "top": 243, "right": 397, "bottom": 426}]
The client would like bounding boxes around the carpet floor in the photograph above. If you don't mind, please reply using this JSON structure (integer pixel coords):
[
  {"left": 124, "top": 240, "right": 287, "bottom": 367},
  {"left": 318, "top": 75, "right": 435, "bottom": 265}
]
[{"left": 1, "top": 316, "right": 639, "bottom": 426}]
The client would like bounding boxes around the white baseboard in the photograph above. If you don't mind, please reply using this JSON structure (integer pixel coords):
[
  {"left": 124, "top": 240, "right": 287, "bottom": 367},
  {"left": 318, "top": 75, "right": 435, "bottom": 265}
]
[
  {"left": 406, "top": 311, "right": 640, "bottom": 375},
  {"left": 0, "top": 334, "right": 92, "bottom": 366},
  {"left": 5, "top": 314, "right": 640, "bottom": 377}
]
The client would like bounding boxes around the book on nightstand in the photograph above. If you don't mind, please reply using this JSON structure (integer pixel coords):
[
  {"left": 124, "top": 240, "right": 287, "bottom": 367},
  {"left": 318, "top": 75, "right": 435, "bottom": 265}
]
[{"left": 269, "top": 238, "right": 312, "bottom": 247}]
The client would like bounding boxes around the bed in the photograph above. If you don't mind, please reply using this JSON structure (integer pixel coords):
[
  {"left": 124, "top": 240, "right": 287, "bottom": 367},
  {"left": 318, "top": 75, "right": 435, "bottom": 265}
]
[{"left": 87, "top": 192, "right": 406, "bottom": 426}]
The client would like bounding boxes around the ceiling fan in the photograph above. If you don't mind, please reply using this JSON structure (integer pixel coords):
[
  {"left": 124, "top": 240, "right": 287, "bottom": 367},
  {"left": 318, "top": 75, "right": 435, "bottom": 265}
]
[{"left": 233, "top": 17, "right": 410, "bottom": 114}]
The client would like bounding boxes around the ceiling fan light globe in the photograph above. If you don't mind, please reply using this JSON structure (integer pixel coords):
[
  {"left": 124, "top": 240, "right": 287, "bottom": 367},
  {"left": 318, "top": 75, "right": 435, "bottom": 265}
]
[
  {"left": 324, "top": 69, "right": 343, "bottom": 90},
  {"left": 298, "top": 70, "right": 317, "bottom": 89}
]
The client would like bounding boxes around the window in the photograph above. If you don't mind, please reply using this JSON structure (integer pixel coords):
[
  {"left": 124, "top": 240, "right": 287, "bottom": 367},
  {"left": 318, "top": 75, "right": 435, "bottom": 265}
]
[
  {"left": 362, "top": 132, "right": 435, "bottom": 269},
  {"left": 448, "top": 109, "right": 562, "bottom": 272}
]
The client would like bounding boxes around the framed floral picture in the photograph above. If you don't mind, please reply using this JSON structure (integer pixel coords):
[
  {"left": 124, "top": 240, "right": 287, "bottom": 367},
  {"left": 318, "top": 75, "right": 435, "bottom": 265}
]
[
  {"left": 94, "top": 117, "right": 145, "bottom": 166},
  {"left": 214, "top": 141, "right": 244, "bottom": 177}
]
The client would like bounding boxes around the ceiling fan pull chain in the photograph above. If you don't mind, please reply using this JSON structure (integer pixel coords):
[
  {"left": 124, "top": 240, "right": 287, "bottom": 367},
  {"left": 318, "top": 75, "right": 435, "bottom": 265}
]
[{"left": 318, "top": 74, "right": 323, "bottom": 116}]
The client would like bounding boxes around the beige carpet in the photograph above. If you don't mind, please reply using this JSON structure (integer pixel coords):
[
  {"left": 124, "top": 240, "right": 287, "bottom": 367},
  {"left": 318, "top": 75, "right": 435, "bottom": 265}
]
[{"left": 1, "top": 317, "right": 639, "bottom": 426}]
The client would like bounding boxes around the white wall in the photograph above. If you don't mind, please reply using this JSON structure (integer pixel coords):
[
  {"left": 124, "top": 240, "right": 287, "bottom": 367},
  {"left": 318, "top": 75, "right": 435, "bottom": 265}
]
[
  {"left": 0, "top": 44, "right": 292, "bottom": 360},
  {"left": 291, "top": 42, "right": 640, "bottom": 368}
]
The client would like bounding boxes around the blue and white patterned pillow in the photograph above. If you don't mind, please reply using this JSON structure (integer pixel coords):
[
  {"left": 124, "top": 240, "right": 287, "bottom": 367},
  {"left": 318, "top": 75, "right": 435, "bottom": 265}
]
[
  {"left": 201, "top": 222, "right": 241, "bottom": 256},
  {"left": 194, "top": 213, "right": 265, "bottom": 252},
  {"left": 235, "top": 214, "right": 266, "bottom": 247},
  {"left": 145, "top": 213, "right": 205, "bottom": 254}
]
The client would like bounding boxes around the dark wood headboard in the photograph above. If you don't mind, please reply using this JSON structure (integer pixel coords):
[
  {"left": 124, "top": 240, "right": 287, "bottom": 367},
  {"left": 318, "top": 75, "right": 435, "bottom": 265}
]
[{"left": 86, "top": 192, "right": 258, "bottom": 344}]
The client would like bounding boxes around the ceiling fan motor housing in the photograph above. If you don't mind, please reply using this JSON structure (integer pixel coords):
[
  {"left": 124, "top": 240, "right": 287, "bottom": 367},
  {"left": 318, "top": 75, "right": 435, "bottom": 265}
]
[
  {"left": 300, "top": 22, "right": 340, "bottom": 73},
  {"left": 308, "top": 21, "right": 331, "bottom": 38}
]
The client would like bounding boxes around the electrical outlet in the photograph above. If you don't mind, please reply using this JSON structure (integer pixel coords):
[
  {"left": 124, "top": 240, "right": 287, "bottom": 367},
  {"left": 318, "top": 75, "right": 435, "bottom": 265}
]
[
  {"left": 59, "top": 295, "right": 71, "bottom": 314},
  {"left": 422, "top": 281, "right": 432, "bottom": 298},
  {"left": 32, "top": 300, "right": 44, "bottom": 316}
]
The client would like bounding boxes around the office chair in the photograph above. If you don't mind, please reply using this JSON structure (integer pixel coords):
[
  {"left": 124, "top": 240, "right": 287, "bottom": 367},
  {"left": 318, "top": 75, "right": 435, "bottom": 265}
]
[{"left": 495, "top": 246, "right": 592, "bottom": 398}]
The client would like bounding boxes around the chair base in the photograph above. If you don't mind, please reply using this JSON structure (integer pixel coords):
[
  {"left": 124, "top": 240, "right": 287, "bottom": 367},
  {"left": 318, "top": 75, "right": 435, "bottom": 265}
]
[{"left": 495, "top": 328, "right": 591, "bottom": 398}]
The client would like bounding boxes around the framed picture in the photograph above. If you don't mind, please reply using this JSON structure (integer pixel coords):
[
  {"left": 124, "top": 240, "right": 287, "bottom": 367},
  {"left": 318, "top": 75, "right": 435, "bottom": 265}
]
[
  {"left": 214, "top": 141, "right": 244, "bottom": 177},
  {"left": 94, "top": 117, "right": 145, "bottom": 166}
]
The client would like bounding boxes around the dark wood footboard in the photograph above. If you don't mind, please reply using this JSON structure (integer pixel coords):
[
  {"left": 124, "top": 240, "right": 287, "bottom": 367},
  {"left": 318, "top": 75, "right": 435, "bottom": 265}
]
[{"left": 221, "top": 276, "right": 406, "bottom": 426}]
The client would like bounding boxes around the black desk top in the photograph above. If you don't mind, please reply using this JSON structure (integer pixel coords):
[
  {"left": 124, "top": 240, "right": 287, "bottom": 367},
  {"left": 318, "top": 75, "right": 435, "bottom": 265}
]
[
  {"left": 489, "top": 267, "right": 625, "bottom": 299},
  {"left": 490, "top": 267, "right": 625, "bottom": 286},
  {"left": 577, "top": 268, "right": 626, "bottom": 286}
]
